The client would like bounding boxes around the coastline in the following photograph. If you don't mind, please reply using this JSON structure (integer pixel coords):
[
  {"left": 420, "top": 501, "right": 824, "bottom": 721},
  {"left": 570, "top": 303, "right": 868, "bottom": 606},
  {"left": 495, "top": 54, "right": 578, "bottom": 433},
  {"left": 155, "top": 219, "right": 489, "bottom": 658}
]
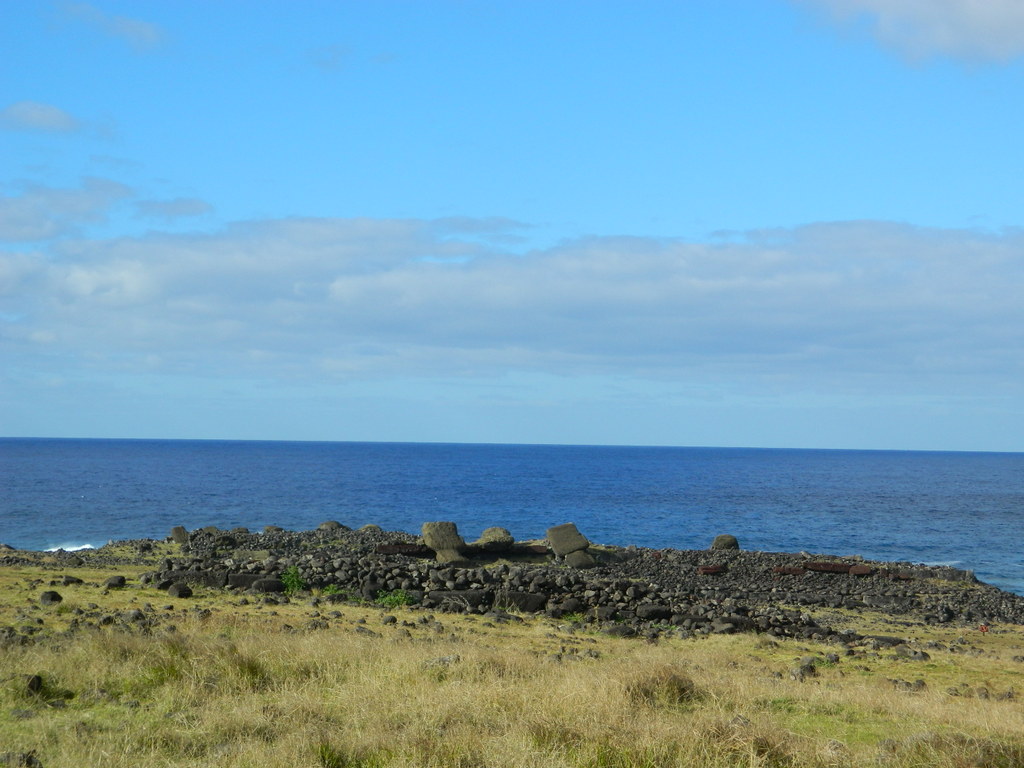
[
  {"left": 6, "top": 519, "right": 1024, "bottom": 638},
  {"left": 5, "top": 521, "right": 1024, "bottom": 767}
]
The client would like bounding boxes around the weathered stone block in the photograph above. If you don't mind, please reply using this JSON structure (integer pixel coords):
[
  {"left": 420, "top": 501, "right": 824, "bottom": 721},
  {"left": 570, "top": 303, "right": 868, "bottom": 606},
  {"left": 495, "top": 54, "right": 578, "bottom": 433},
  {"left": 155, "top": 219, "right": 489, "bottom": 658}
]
[
  {"left": 546, "top": 523, "right": 589, "bottom": 556},
  {"left": 422, "top": 521, "right": 466, "bottom": 552},
  {"left": 472, "top": 527, "right": 515, "bottom": 552},
  {"left": 170, "top": 526, "right": 189, "bottom": 544}
]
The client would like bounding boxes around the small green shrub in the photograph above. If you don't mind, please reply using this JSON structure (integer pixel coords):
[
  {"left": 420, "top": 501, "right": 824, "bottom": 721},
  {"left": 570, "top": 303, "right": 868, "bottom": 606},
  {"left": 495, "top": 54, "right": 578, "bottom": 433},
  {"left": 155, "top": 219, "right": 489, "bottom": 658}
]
[
  {"left": 281, "top": 566, "right": 307, "bottom": 595},
  {"left": 375, "top": 589, "right": 417, "bottom": 608}
]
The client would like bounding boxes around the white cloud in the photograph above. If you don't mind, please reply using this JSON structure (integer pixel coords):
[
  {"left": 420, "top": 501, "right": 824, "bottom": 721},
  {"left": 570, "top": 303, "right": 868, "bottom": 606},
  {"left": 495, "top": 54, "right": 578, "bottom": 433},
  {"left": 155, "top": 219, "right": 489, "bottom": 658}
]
[
  {"left": 797, "top": 0, "right": 1024, "bottom": 62},
  {"left": 135, "top": 198, "right": 214, "bottom": 221},
  {"left": 61, "top": 2, "right": 165, "bottom": 52},
  {"left": 0, "top": 178, "right": 132, "bottom": 242},
  {"left": 0, "top": 101, "right": 81, "bottom": 133},
  {"left": 7, "top": 217, "right": 1022, "bottom": 400}
]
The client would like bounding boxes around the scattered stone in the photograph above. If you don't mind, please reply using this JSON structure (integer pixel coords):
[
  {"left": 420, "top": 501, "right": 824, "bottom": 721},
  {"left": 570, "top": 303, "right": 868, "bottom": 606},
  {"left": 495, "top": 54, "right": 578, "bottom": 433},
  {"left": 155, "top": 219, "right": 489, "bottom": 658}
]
[
  {"left": 789, "top": 658, "right": 818, "bottom": 681},
  {"left": 894, "top": 645, "right": 931, "bottom": 661},
  {"left": 170, "top": 526, "right": 189, "bottom": 545},
  {"left": 317, "top": 521, "right": 344, "bottom": 532},
  {"left": 697, "top": 565, "right": 726, "bottom": 576},
  {"left": 0, "top": 751, "right": 43, "bottom": 767},
  {"left": 710, "top": 534, "right": 739, "bottom": 550},
  {"left": 24, "top": 674, "right": 43, "bottom": 695},
  {"left": 603, "top": 623, "right": 636, "bottom": 638},
  {"left": 425, "top": 654, "right": 461, "bottom": 668},
  {"left": 375, "top": 543, "right": 433, "bottom": 556},
  {"left": 39, "top": 591, "right": 62, "bottom": 606},
  {"left": 167, "top": 583, "right": 192, "bottom": 599},
  {"left": 104, "top": 576, "right": 126, "bottom": 589}
]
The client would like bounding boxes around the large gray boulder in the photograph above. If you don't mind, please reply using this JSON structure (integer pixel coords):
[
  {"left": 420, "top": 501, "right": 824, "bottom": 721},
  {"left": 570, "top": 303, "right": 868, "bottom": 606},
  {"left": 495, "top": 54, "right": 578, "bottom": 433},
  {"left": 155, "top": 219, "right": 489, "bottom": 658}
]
[
  {"left": 546, "top": 523, "right": 590, "bottom": 556},
  {"left": 710, "top": 534, "right": 740, "bottom": 550},
  {"left": 564, "top": 549, "right": 597, "bottom": 569},
  {"left": 170, "top": 526, "right": 189, "bottom": 544}
]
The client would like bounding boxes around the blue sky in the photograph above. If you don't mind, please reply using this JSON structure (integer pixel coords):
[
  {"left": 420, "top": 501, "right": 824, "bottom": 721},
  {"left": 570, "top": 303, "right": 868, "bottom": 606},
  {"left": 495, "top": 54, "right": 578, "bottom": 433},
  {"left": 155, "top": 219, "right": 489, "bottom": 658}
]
[{"left": 2, "top": 0, "right": 1023, "bottom": 451}]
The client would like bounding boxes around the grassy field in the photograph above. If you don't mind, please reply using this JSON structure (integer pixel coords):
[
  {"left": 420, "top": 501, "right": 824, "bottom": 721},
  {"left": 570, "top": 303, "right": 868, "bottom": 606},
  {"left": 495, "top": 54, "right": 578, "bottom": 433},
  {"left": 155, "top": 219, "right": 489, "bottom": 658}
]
[{"left": 3, "top": 556, "right": 1024, "bottom": 767}]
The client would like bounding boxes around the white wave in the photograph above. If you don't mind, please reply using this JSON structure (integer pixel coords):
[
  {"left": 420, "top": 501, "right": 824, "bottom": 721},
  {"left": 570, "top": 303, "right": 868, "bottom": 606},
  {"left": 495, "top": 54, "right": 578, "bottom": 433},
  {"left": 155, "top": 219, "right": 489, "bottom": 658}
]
[{"left": 44, "top": 543, "right": 97, "bottom": 552}]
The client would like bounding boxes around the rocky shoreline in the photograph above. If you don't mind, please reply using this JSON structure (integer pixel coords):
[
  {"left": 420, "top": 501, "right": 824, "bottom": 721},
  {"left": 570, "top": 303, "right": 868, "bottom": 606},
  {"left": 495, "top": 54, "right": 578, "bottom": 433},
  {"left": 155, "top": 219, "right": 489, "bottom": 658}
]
[{"left": 7, "top": 520, "right": 1024, "bottom": 647}]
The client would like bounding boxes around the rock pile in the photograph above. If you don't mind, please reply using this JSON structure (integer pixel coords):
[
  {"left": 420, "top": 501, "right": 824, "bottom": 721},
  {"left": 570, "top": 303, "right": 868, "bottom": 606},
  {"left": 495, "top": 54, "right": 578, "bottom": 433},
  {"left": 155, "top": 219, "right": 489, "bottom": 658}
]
[{"left": 128, "top": 520, "right": 1024, "bottom": 636}]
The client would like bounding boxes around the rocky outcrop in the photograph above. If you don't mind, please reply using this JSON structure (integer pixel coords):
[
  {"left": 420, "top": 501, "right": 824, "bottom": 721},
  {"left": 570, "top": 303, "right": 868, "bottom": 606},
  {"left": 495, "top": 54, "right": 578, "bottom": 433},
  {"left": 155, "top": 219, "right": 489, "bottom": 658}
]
[
  {"left": 12, "top": 520, "right": 1024, "bottom": 649},
  {"left": 124, "top": 521, "right": 1024, "bottom": 643}
]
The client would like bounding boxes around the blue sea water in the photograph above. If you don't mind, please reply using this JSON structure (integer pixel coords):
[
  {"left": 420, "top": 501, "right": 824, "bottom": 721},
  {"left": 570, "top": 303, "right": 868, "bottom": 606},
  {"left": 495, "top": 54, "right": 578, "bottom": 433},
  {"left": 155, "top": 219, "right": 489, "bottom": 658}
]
[{"left": 2, "top": 438, "right": 1023, "bottom": 595}]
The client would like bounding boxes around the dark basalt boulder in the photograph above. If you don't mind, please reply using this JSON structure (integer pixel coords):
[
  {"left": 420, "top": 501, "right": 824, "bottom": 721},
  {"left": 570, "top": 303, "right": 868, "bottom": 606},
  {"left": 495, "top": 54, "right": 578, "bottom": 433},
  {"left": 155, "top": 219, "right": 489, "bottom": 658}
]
[
  {"left": 167, "top": 582, "right": 192, "bottom": 599},
  {"left": 252, "top": 578, "right": 286, "bottom": 594},
  {"left": 425, "top": 589, "right": 492, "bottom": 611}
]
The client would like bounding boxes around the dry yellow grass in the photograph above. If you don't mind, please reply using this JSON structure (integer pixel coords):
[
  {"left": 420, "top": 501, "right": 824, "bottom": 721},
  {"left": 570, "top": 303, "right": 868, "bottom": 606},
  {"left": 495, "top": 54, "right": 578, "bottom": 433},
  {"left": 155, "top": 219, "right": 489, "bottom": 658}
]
[{"left": 2, "top": 562, "right": 1024, "bottom": 767}]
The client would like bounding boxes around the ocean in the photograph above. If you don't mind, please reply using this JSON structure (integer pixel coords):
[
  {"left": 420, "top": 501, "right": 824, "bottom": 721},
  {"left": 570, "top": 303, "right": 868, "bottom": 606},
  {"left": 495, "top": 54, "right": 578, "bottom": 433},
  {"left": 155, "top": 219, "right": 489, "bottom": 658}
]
[{"left": 2, "top": 438, "right": 1023, "bottom": 594}]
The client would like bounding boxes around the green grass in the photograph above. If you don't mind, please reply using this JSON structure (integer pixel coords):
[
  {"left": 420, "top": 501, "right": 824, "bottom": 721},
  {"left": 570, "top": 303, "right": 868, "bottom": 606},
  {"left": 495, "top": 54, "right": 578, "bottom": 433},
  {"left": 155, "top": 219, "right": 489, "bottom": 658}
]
[
  {"left": 374, "top": 589, "right": 417, "bottom": 608},
  {"left": 4, "top": 559, "right": 1024, "bottom": 767}
]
